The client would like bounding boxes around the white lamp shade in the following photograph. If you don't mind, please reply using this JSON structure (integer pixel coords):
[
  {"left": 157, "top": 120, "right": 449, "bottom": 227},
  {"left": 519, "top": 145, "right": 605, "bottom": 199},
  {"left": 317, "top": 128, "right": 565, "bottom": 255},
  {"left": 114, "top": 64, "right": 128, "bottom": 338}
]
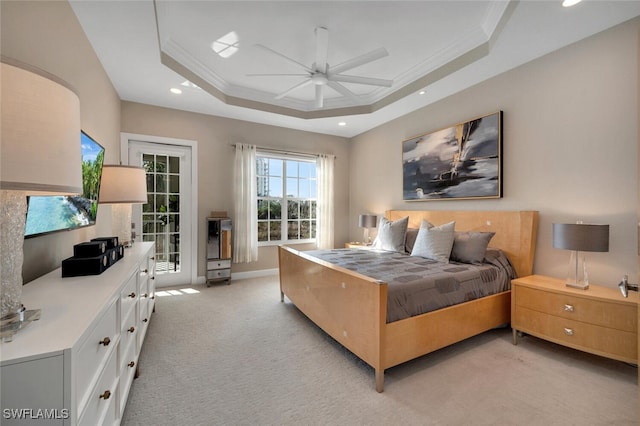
[
  {"left": 98, "top": 165, "right": 147, "bottom": 204},
  {"left": 1, "top": 60, "right": 82, "bottom": 195}
]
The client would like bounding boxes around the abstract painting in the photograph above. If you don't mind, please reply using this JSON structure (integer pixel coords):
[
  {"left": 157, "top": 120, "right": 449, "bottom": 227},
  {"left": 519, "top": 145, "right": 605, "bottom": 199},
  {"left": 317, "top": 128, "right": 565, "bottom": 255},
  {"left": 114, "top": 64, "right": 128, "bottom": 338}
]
[{"left": 402, "top": 111, "right": 502, "bottom": 201}]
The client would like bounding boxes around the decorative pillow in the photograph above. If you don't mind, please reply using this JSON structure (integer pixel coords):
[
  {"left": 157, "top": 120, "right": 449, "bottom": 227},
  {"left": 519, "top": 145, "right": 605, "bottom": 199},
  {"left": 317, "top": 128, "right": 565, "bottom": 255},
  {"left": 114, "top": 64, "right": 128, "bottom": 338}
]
[
  {"left": 372, "top": 216, "right": 409, "bottom": 252},
  {"left": 410, "top": 221, "right": 455, "bottom": 263},
  {"left": 404, "top": 227, "right": 419, "bottom": 253},
  {"left": 451, "top": 231, "right": 496, "bottom": 264}
]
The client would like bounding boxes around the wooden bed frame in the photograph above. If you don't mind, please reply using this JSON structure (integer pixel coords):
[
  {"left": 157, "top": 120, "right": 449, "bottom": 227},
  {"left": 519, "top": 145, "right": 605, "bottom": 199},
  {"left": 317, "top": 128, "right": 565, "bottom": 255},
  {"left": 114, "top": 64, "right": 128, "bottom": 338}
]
[{"left": 278, "top": 210, "right": 539, "bottom": 392}]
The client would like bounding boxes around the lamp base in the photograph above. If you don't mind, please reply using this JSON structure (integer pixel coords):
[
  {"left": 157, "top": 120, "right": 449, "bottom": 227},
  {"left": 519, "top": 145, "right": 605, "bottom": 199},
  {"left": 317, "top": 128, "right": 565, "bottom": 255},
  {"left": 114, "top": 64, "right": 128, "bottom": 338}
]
[
  {"left": 565, "top": 281, "right": 589, "bottom": 290},
  {"left": 0, "top": 304, "right": 41, "bottom": 342}
]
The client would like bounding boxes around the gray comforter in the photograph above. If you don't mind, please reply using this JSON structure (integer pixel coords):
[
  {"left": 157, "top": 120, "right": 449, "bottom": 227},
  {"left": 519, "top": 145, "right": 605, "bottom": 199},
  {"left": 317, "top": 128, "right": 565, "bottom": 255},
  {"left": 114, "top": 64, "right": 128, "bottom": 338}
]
[{"left": 304, "top": 248, "right": 516, "bottom": 323}]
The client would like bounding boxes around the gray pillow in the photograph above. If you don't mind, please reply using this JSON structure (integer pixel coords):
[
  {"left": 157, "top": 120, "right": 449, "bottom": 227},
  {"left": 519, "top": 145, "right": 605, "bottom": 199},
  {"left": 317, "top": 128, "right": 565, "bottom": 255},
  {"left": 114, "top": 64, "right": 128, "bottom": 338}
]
[
  {"left": 451, "top": 231, "right": 495, "bottom": 264},
  {"left": 372, "top": 216, "right": 409, "bottom": 252},
  {"left": 410, "top": 221, "right": 455, "bottom": 263},
  {"left": 404, "top": 227, "right": 419, "bottom": 253}
]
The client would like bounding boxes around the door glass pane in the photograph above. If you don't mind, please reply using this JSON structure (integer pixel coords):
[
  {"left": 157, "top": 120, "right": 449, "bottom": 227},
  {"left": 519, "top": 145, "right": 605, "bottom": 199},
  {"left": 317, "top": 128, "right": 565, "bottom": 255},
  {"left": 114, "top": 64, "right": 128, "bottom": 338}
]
[{"left": 141, "top": 153, "right": 181, "bottom": 275}]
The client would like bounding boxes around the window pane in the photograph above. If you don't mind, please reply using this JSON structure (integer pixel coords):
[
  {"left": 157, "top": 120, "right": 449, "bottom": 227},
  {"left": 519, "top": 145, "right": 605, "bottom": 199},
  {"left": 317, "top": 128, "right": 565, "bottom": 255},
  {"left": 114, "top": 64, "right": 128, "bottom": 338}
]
[
  {"left": 300, "top": 200, "right": 310, "bottom": 219},
  {"left": 309, "top": 180, "right": 317, "bottom": 198},
  {"left": 269, "top": 200, "right": 281, "bottom": 219},
  {"left": 156, "top": 156, "right": 167, "bottom": 173},
  {"left": 269, "top": 158, "right": 282, "bottom": 176},
  {"left": 155, "top": 194, "right": 167, "bottom": 212},
  {"left": 299, "top": 179, "right": 310, "bottom": 198},
  {"left": 169, "top": 174, "right": 179, "bottom": 193},
  {"left": 270, "top": 221, "right": 281, "bottom": 240},
  {"left": 288, "top": 221, "right": 299, "bottom": 240},
  {"left": 257, "top": 175, "right": 268, "bottom": 197},
  {"left": 168, "top": 156, "right": 180, "bottom": 173},
  {"left": 156, "top": 174, "right": 166, "bottom": 192},
  {"left": 286, "top": 161, "right": 298, "bottom": 177},
  {"left": 311, "top": 201, "right": 317, "bottom": 219},
  {"left": 257, "top": 200, "right": 268, "bottom": 220},
  {"left": 269, "top": 177, "right": 282, "bottom": 197},
  {"left": 258, "top": 222, "right": 268, "bottom": 242},
  {"left": 299, "top": 162, "right": 311, "bottom": 178},
  {"left": 300, "top": 220, "right": 311, "bottom": 239},
  {"left": 286, "top": 178, "right": 298, "bottom": 197},
  {"left": 143, "top": 194, "right": 153, "bottom": 213},
  {"left": 288, "top": 200, "right": 299, "bottom": 219},
  {"left": 168, "top": 195, "right": 179, "bottom": 213}
]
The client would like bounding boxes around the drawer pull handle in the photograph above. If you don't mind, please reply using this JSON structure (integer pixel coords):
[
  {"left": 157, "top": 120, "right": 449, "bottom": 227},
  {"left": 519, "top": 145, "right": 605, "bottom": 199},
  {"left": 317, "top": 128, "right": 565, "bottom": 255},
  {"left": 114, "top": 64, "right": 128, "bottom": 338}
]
[
  {"left": 564, "top": 304, "right": 574, "bottom": 312},
  {"left": 151, "top": 276, "right": 155, "bottom": 280},
  {"left": 99, "top": 390, "right": 111, "bottom": 400},
  {"left": 150, "top": 256, "right": 155, "bottom": 260},
  {"left": 129, "top": 292, "right": 136, "bottom": 298},
  {"left": 99, "top": 337, "right": 111, "bottom": 346},
  {"left": 564, "top": 328, "right": 574, "bottom": 336},
  {"left": 143, "top": 293, "right": 148, "bottom": 298},
  {"left": 128, "top": 326, "right": 135, "bottom": 333},
  {"left": 143, "top": 268, "right": 149, "bottom": 274},
  {"left": 128, "top": 361, "right": 136, "bottom": 368},
  {"left": 143, "top": 318, "right": 148, "bottom": 323}
]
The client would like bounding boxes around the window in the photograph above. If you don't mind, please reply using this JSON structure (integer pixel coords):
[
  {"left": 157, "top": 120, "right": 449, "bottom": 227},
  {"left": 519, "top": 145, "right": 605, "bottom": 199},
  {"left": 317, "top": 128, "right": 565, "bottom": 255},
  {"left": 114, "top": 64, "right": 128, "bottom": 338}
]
[{"left": 256, "top": 154, "right": 317, "bottom": 244}]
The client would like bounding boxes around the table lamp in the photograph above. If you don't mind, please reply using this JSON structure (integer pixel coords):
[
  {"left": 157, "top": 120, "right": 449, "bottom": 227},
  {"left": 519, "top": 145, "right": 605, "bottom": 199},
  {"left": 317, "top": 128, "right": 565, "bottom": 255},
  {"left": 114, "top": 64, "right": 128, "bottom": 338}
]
[
  {"left": 1, "top": 59, "right": 81, "bottom": 339},
  {"left": 98, "top": 165, "right": 148, "bottom": 247},
  {"left": 358, "top": 214, "right": 378, "bottom": 245},
  {"left": 552, "top": 222, "right": 609, "bottom": 289}
]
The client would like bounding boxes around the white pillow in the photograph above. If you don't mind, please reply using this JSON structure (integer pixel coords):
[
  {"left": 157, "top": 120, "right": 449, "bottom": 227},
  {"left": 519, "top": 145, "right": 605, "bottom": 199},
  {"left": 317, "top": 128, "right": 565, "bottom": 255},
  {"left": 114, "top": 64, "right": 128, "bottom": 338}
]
[
  {"left": 410, "top": 221, "right": 456, "bottom": 263},
  {"left": 372, "top": 216, "right": 408, "bottom": 252}
]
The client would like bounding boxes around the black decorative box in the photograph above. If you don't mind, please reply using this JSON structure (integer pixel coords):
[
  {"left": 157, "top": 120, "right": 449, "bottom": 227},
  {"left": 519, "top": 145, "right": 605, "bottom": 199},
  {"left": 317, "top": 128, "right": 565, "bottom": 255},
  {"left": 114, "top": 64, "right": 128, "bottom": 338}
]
[
  {"left": 73, "top": 241, "right": 107, "bottom": 258},
  {"left": 62, "top": 253, "right": 110, "bottom": 277},
  {"left": 91, "top": 236, "right": 119, "bottom": 249},
  {"left": 106, "top": 245, "right": 124, "bottom": 266}
]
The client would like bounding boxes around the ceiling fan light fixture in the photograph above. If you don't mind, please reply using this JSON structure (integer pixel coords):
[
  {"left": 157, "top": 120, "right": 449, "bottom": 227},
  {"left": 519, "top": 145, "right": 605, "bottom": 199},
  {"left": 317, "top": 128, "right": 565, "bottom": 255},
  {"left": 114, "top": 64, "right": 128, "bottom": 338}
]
[
  {"left": 311, "top": 73, "right": 328, "bottom": 86},
  {"left": 212, "top": 31, "right": 240, "bottom": 58},
  {"left": 562, "top": 0, "right": 582, "bottom": 7}
]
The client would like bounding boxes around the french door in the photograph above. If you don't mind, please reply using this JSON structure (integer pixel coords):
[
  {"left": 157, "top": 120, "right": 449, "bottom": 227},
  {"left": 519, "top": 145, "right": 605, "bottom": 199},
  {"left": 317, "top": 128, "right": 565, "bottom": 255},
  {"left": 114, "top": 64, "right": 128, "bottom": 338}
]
[{"left": 125, "top": 137, "right": 196, "bottom": 287}]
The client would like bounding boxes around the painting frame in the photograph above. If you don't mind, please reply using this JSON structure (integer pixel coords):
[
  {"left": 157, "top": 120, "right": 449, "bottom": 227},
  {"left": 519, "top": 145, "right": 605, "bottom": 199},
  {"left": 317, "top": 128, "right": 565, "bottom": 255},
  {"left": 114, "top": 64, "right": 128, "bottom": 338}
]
[{"left": 402, "top": 111, "right": 503, "bottom": 201}]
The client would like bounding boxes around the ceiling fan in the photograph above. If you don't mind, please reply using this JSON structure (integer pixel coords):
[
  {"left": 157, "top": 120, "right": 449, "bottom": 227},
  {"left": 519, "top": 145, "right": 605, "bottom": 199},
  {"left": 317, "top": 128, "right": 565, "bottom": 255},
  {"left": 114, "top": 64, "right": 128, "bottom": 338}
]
[{"left": 248, "top": 27, "right": 393, "bottom": 108}]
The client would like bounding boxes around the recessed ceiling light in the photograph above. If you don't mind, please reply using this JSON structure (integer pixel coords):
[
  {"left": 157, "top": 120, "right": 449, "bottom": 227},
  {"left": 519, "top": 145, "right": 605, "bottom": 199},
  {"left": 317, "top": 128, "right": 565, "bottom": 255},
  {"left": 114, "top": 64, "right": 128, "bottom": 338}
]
[
  {"left": 562, "top": 0, "right": 582, "bottom": 7},
  {"left": 338, "top": 121, "right": 346, "bottom": 126},
  {"left": 212, "top": 31, "right": 240, "bottom": 58},
  {"left": 419, "top": 90, "right": 426, "bottom": 95},
  {"left": 170, "top": 88, "right": 182, "bottom": 95},
  {"left": 181, "top": 80, "right": 201, "bottom": 90}
]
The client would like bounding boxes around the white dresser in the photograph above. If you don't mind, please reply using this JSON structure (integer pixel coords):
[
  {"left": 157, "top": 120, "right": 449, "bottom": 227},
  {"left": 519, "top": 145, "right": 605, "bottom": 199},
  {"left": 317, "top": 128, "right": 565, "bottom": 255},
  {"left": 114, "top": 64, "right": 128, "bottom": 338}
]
[{"left": 0, "top": 242, "right": 156, "bottom": 426}]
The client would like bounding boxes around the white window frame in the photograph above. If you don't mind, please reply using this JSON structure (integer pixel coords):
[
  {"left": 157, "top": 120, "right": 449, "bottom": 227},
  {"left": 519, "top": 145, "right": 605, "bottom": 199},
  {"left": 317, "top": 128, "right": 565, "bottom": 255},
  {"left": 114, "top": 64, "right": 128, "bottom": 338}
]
[{"left": 256, "top": 151, "right": 317, "bottom": 247}]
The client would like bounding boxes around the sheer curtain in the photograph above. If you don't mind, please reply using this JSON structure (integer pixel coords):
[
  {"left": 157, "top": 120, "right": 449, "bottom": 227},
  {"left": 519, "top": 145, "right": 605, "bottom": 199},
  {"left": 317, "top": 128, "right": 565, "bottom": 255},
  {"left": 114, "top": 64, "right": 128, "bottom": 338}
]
[
  {"left": 233, "top": 144, "right": 258, "bottom": 263},
  {"left": 316, "top": 154, "right": 335, "bottom": 249}
]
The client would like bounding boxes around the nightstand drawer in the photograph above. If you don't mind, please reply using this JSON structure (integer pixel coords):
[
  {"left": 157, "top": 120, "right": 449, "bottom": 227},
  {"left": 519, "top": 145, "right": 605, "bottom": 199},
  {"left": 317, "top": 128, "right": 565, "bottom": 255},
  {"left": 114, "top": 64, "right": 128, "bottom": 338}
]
[
  {"left": 514, "top": 306, "right": 637, "bottom": 362},
  {"left": 515, "top": 285, "right": 636, "bottom": 333}
]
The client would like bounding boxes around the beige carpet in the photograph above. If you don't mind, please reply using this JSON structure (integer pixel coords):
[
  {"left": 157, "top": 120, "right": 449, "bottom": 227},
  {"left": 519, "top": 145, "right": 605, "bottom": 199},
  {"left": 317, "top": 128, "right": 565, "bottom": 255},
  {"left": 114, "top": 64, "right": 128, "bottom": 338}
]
[{"left": 122, "top": 274, "right": 637, "bottom": 425}]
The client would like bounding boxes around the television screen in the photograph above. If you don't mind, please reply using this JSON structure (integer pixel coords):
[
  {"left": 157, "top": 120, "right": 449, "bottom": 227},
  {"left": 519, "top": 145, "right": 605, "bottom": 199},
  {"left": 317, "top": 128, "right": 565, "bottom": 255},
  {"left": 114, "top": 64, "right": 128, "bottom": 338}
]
[{"left": 24, "top": 131, "right": 105, "bottom": 238}]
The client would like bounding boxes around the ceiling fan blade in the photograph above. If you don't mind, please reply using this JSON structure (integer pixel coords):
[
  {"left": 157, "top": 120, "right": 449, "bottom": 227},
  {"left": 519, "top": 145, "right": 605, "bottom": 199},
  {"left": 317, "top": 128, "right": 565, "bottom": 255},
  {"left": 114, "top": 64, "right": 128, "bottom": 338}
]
[
  {"left": 330, "top": 47, "right": 389, "bottom": 75},
  {"left": 330, "top": 74, "right": 393, "bottom": 87},
  {"left": 254, "top": 44, "right": 312, "bottom": 73},
  {"left": 327, "top": 81, "right": 361, "bottom": 104},
  {"left": 315, "top": 27, "right": 329, "bottom": 73},
  {"left": 274, "top": 79, "right": 313, "bottom": 100},
  {"left": 315, "top": 84, "right": 324, "bottom": 108},
  {"left": 246, "top": 73, "right": 309, "bottom": 77}
]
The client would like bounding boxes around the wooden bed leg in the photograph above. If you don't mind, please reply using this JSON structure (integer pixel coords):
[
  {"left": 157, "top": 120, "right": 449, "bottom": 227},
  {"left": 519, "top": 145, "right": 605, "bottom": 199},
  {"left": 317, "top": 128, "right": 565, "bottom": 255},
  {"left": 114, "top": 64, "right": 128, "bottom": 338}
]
[
  {"left": 280, "top": 290, "right": 284, "bottom": 302},
  {"left": 512, "top": 328, "right": 518, "bottom": 345},
  {"left": 375, "top": 369, "right": 384, "bottom": 393}
]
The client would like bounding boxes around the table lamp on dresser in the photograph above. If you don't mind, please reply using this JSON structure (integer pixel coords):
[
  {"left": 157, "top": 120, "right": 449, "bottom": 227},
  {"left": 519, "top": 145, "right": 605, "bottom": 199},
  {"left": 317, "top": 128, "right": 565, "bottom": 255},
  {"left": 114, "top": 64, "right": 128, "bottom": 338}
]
[
  {"left": 1, "top": 59, "right": 82, "bottom": 339},
  {"left": 552, "top": 222, "right": 609, "bottom": 290}
]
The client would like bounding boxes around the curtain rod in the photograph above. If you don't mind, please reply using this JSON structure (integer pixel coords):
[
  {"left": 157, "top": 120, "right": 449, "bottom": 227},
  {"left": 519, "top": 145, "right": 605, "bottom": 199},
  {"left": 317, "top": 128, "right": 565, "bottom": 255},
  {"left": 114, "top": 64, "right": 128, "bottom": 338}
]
[{"left": 231, "top": 144, "right": 335, "bottom": 160}]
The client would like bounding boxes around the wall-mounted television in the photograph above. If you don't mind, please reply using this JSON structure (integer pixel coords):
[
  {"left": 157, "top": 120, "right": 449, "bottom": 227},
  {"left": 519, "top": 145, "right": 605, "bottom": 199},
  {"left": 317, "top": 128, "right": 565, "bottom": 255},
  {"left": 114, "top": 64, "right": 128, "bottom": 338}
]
[{"left": 24, "top": 131, "right": 105, "bottom": 238}]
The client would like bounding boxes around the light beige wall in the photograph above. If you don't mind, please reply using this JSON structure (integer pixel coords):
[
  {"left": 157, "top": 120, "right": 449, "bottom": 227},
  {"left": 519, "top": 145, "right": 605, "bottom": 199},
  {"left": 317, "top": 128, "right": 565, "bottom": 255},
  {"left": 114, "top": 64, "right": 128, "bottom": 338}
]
[
  {"left": 1, "top": 0, "right": 122, "bottom": 282},
  {"left": 120, "top": 102, "right": 349, "bottom": 279},
  {"left": 349, "top": 18, "right": 639, "bottom": 288}
]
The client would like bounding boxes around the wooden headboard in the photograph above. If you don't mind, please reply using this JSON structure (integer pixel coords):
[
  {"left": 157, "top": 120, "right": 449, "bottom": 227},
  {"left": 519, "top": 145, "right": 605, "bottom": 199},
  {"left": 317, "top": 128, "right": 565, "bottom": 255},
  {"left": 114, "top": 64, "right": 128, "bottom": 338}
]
[{"left": 386, "top": 210, "right": 539, "bottom": 278}]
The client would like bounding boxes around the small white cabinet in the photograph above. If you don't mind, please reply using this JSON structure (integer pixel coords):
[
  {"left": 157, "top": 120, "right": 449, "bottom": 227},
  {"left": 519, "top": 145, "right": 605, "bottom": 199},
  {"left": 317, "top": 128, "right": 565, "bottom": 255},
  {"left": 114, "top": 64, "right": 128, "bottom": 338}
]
[{"left": 0, "top": 242, "right": 156, "bottom": 426}]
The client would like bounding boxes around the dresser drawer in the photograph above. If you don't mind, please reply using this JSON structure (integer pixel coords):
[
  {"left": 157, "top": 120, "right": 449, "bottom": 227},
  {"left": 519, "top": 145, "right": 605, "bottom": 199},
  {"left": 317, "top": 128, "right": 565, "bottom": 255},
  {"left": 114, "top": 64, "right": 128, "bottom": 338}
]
[
  {"left": 207, "top": 268, "right": 231, "bottom": 280},
  {"left": 207, "top": 259, "right": 231, "bottom": 270},
  {"left": 514, "top": 306, "right": 637, "bottom": 362},
  {"left": 120, "top": 272, "right": 138, "bottom": 328},
  {"left": 76, "top": 299, "right": 118, "bottom": 413},
  {"left": 78, "top": 349, "right": 118, "bottom": 426},
  {"left": 515, "top": 285, "right": 637, "bottom": 333},
  {"left": 119, "top": 336, "right": 137, "bottom": 415}
]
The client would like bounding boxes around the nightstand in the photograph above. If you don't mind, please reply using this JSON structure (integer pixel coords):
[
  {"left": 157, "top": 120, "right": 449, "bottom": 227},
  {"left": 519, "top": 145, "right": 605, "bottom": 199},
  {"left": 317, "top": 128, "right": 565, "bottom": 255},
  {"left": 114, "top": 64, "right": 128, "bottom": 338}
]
[
  {"left": 511, "top": 274, "right": 638, "bottom": 364},
  {"left": 345, "top": 242, "right": 372, "bottom": 249}
]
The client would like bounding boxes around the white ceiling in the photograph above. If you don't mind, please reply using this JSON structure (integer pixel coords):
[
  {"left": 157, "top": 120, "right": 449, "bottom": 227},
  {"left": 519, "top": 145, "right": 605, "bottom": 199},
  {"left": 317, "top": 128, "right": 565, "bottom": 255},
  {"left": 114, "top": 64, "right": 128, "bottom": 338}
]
[{"left": 69, "top": 1, "right": 640, "bottom": 138}]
